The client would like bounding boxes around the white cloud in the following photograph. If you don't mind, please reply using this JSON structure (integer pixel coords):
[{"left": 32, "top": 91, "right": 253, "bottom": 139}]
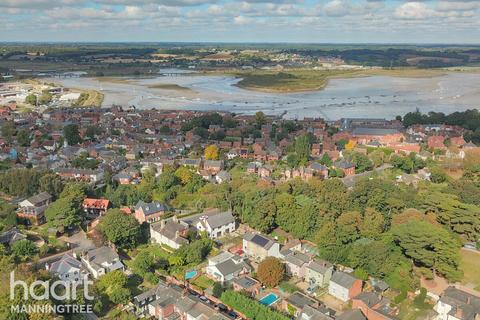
[
  {"left": 394, "top": 2, "right": 436, "bottom": 20},
  {"left": 324, "top": 0, "right": 350, "bottom": 17}
]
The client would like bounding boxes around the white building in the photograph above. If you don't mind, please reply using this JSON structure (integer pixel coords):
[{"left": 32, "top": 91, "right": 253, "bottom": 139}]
[
  {"left": 47, "top": 253, "right": 88, "bottom": 285},
  {"left": 205, "top": 251, "right": 251, "bottom": 283},
  {"left": 328, "top": 271, "right": 362, "bottom": 302},
  {"left": 81, "top": 246, "right": 124, "bottom": 279},
  {"left": 195, "top": 211, "right": 236, "bottom": 239}
]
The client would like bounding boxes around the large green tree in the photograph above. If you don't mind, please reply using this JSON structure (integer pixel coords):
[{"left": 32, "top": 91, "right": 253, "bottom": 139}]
[
  {"left": 63, "top": 124, "right": 82, "bottom": 145},
  {"left": 392, "top": 221, "right": 462, "bottom": 281},
  {"left": 99, "top": 209, "right": 141, "bottom": 248}
]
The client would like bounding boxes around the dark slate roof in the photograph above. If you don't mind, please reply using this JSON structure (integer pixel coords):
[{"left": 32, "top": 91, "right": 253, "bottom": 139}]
[
  {"left": 0, "top": 227, "right": 26, "bottom": 245},
  {"left": 243, "top": 232, "right": 278, "bottom": 250},
  {"left": 232, "top": 276, "right": 259, "bottom": 289},
  {"left": 298, "top": 305, "right": 334, "bottom": 320},
  {"left": 135, "top": 200, "right": 168, "bottom": 215},
  {"left": 25, "top": 192, "right": 51, "bottom": 206},
  {"left": 330, "top": 271, "right": 358, "bottom": 289},
  {"left": 352, "top": 128, "right": 400, "bottom": 136},
  {"left": 333, "top": 160, "right": 355, "bottom": 169},
  {"left": 286, "top": 292, "right": 317, "bottom": 309},
  {"left": 336, "top": 309, "right": 367, "bottom": 320},
  {"left": 439, "top": 286, "right": 480, "bottom": 320},
  {"left": 215, "top": 258, "right": 248, "bottom": 276},
  {"left": 310, "top": 162, "right": 328, "bottom": 171},
  {"left": 202, "top": 211, "right": 235, "bottom": 229},
  {"left": 307, "top": 259, "right": 333, "bottom": 275}
]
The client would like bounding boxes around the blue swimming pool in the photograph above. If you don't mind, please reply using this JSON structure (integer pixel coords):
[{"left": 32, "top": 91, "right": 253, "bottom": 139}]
[
  {"left": 185, "top": 270, "right": 198, "bottom": 280},
  {"left": 259, "top": 293, "right": 279, "bottom": 306}
]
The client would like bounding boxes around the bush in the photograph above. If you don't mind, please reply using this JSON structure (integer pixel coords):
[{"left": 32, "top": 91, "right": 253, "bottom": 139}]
[
  {"left": 221, "top": 290, "right": 289, "bottom": 320},
  {"left": 212, "top": 282, "right": 224, "bottom": 298},
  {"left": 354, "top": 268, "right": 369, "bottom": 281},
  {"left": 413, "top": 288, "right": 428, "bottom": 308},
  {"left": 394, "top": 290, "right": 408, "bottom": 304}
]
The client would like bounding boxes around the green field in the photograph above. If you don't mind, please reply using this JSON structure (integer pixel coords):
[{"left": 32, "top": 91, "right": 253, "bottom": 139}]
[{"left": 460, "top": 249, "right": 480, "bottom": 290}]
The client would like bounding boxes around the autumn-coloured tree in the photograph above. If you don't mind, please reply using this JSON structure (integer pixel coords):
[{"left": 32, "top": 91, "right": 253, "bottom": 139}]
[
  {"left": 204, "top": 145, "right": 219, "bottom": 160},
  {"left": 257, "top": 257, "right": 285, "bottom": 287},
  {"left": 345, "top": 139, "right": 357, "bottom": 151}
]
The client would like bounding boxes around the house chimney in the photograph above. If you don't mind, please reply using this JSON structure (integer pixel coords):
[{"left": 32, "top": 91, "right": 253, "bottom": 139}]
[
  {"left": 161, "top": 219, "right": 166, "bottom": 228},
  {"left": 172, "top": 215, "right": 178, "bottom": 223}
]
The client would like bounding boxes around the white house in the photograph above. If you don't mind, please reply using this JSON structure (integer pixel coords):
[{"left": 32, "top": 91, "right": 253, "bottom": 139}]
[
  {"left": 195, "top": 211, "right": 236, "bottom": 239},
  {"left": 328, "top": 271, "right": 362, "bottom": 302},
  {"left": 205, "top": 251, "right": 251, "bottom": 283},
  {"left": 81, "top": 246, "right": 124, "bottom": 279},
  {"left": 47, "top": 253, "right": 88, "bottom": 285}
]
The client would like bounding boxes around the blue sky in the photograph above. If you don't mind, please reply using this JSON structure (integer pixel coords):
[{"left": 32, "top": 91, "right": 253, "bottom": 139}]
[{"left": 0, "top": 0, "right": 479, "bottom": 43}]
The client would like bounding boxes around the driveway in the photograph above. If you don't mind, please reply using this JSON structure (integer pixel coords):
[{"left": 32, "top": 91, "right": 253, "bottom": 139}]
[{"left": 60, "top": 230, "right": 96, "bottom": 251}]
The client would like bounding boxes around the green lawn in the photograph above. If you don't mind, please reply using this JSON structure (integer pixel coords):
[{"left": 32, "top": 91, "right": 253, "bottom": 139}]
[
  {"left": 397, "top": 300, "right": 433, "bottom": 320},
  {"left": 128, "top": 243, "right": 170, "bottom": 259},
  {"left": 460, "top": 249, "right": 480, "bottom": 290},
  {"left": 191, "top": 274, "right": 215, "bottom": 289}
]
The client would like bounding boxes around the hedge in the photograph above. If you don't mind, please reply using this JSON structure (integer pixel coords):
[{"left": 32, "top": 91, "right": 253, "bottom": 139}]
[{"left": 220, "top": 290, "right": 289, "bottom": 320}]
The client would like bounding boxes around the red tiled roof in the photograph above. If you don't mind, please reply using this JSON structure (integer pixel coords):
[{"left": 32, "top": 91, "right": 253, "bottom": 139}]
[{"left": 82, "top": 198, "right": 110, "bottom": 210}]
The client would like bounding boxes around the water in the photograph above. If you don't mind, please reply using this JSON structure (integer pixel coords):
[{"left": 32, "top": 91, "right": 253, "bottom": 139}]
[
  {"left": 51, "top": 71, "right": 480, "bottom": 120},
  {"left": 259, "top": 293, "right": 279, "bottom": 306}
]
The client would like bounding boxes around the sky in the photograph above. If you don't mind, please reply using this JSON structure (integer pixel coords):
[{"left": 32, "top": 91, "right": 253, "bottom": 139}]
[{"left": 0, "top": 0, "right": 479, "bottom": 43}]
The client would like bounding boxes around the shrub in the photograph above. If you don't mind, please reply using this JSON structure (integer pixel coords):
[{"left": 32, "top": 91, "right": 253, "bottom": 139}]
[{"left": 221, "top": 290, "right": 289, "bottom": 320}]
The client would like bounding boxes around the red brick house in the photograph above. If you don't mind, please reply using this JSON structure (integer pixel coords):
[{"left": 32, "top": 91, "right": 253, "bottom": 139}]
[
  {"left": 428, "top": 136, "right": 446, "bottom": 150},
  {"left": 352, "top": 292, "right": 397, "bottom": 320},
  {"left": 134, "top": 201, "right": 168, "bottom": 224},
  {"left": 332, "top": 160, "right": 356, "bottom": 176},
  {"left": 83, "top": 198, "right": 110, "bottom": 218}
]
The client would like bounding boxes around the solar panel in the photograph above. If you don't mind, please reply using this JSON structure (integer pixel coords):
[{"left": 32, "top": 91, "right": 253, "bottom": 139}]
[{"left": 251, "top": 234, "right": 269, "bottom": 247}]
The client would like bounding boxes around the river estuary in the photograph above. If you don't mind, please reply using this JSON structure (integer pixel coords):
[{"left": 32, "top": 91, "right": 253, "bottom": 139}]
[{"left": 51, "top": 71, "right": 480, "bottom": 120}]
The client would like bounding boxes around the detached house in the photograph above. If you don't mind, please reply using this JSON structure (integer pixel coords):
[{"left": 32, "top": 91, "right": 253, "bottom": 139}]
[
  {"left": 195, "top": 211, "right": 236, "bottom": 239},
  {"left": 0, "top": 227, "right": 26, "bottom": 246},
  {"left": 17, "top": 192, "right": 52, "bottom": 225},
  {"left": 134, "top": 200, "right": 168, "bottom": 224},
  {"left": 243, "top": 232, "right": 280, "bottom": 260},
  {"left": 206, "top": 251, "right": 251, "bottom": 283},
  {"left": 47, "top": 253, "right": 88, "bottom": 285},
  {"left": 150, "top": 217, "right": 190, "bottom": 250},
  {"left": 82, "top": 198, "right": 110, "bottom": 218},
  {"left": 81, "top": 246, "right": 124, "bottom": 279},
  {"left": 328, "top": 271, "right": 363, "bottom": 302}
]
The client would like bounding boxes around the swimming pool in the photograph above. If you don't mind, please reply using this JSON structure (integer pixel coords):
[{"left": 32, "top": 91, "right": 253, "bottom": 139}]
[
  {"left": 185, "top": 270, "right": 198, "bottom": 280},
  {"left": 259, "top": 293, "right": 279, "bottom": 306}
]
